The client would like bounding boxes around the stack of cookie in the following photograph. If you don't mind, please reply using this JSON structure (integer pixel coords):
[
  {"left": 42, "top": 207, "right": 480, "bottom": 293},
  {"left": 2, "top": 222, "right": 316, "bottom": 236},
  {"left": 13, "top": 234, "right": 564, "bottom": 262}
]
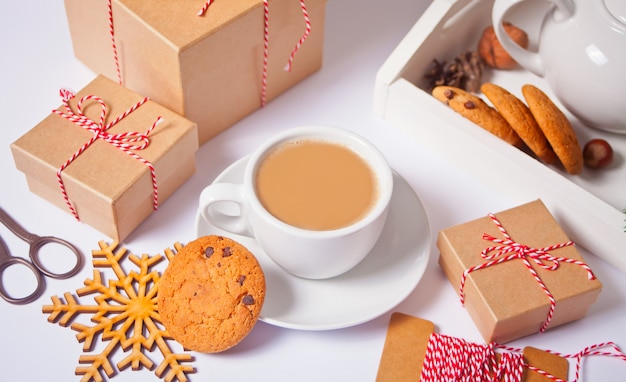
[{"left": 432, "top": 83, "right": 583, "bottom": 175}]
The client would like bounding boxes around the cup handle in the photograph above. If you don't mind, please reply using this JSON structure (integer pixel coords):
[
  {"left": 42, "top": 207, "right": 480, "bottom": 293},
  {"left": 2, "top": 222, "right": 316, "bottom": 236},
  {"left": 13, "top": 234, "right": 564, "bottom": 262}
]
[{"left": 199, "top": 183, "right": 253, "bottom": 237}]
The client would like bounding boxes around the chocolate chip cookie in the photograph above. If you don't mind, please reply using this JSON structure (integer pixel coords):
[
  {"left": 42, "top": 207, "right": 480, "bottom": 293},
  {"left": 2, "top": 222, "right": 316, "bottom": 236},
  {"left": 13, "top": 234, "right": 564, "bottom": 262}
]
[
  {"left": 158, "top": 236, "right": 266, "bottom": 353},
  {"left": 432, "top": 85, "right": 522, "bottom": 146}
]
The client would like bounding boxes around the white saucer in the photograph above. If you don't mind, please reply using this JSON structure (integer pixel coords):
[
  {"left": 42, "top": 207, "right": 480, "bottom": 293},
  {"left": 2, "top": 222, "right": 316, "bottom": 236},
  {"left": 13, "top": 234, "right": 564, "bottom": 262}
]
[{"left": 195, "top": 156, "right": 431, "bottom": 330}]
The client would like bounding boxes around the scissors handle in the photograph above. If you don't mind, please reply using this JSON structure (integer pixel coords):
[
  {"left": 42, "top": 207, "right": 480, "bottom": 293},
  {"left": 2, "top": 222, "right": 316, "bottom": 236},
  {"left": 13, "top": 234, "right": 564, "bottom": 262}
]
[
  {"left": 29, "top": 236, "right": 84, "bottom": 279},
  {"left": 0, "top": 255, "right": 46, "bottom": 305}
]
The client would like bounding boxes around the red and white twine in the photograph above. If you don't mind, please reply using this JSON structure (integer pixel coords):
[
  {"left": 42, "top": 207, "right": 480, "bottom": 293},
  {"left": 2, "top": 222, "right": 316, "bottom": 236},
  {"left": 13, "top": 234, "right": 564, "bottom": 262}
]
[
  {"left": 284, "top": 1, "right": 312, "bottom": 72},
  {"left": 459, "top": 213, "right": 595, "bottom": 333},
  {"left": 197, "top": 0, "right": 312, "bottom": 106},
  {"left": 107, "top": 0, "right": 123, "bottom": 84},
  {"left": 421, "top": 333, "right": 524, "bottom": 382},
  {"left": 52, "top": 89, "right": 162, "bottom": 221},
  {"left": 420, "top": 332, "right": 626, "bottom": 382},
  {"left": 196, "top": 0, "right": 215, "bottom": 16},
  {"left": 260, "top": 0, "right": 270, "bottom": 106}
]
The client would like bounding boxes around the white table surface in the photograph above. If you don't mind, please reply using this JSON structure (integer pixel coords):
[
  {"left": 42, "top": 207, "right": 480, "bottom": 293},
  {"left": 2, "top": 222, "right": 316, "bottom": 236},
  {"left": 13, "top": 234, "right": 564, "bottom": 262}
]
[{"left": 1, "top": 1, "right": 625, "bottom": 381}]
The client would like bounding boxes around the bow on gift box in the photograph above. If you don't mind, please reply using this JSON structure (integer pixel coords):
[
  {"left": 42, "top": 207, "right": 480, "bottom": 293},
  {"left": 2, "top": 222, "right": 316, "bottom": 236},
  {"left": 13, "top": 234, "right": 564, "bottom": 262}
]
[
  {"left": 52, "top": 88, "right": 163, "bottom": 221},
  {"left": 458, "top": 213, "right": 596, "bottom": 334}
]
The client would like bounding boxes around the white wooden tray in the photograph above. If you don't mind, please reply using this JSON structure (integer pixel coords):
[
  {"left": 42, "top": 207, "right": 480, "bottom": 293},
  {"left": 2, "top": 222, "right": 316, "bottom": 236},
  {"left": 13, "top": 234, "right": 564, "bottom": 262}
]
[{"left": 374, "top": 0, "right": 626, "bottom": 273}]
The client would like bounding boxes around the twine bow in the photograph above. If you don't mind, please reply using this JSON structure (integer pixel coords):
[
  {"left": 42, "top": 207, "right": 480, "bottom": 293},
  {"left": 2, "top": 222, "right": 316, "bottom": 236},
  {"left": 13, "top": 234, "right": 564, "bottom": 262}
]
[
  {"left": 52, "top": 88, "right": 162, "bottom": 221},
  {"left": 459, "top": 213, "right": 595, "bottom": 333}
]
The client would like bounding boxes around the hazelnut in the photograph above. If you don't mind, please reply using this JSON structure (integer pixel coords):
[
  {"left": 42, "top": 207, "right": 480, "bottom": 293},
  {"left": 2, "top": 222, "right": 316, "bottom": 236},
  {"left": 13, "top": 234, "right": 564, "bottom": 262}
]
[
  {"left": 478, "top": 23, "right": 529, "bottom": 69},
  {"left": 583, "top": 139, "right": 614, "bottom": 169}
]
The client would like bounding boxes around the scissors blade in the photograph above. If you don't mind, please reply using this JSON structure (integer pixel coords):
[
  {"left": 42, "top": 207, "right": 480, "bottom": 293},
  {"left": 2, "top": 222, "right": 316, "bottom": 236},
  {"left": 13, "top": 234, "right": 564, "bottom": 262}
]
[
  {"left": 0, "top": 207, "right": 39, "bottom": 243},
  {"left": 0, "top": 234, "right": 11, "bottom": 260}
]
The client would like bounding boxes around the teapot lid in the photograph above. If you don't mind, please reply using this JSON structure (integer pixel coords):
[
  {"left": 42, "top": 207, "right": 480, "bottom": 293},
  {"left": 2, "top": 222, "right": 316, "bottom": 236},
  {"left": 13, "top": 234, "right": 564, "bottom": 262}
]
[{"left": 604, "top": 0, "right": 626, "bottom": 25}]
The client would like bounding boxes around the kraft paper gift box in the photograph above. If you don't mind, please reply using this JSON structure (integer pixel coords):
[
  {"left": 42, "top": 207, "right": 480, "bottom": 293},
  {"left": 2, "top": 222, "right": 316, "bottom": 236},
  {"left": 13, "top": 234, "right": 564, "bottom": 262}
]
[
  {"left": 64, "top": 0, "right": 327, "bottom": 145},
  {"left": 11, "top": 75, "right": 199, "bottom": 241},
  {"left": 437, "top": 199, "right": 602, "bottom": 344}
]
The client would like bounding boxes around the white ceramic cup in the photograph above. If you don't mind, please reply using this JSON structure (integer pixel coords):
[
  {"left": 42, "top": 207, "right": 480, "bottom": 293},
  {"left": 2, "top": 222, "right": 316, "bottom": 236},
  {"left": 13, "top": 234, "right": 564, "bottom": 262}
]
[{"left": 199, "top": 126, "right": 393, "bottom": 279}]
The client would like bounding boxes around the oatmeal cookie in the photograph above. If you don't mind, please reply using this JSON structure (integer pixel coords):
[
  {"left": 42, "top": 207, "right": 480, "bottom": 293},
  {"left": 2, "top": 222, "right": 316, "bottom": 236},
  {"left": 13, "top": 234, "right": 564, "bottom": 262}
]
[
  {"left": 522, "top": 84, "right": 583, "bottom": 174},
  {"left": 481, "top": 83, "right": 556, "bottom": 164}
]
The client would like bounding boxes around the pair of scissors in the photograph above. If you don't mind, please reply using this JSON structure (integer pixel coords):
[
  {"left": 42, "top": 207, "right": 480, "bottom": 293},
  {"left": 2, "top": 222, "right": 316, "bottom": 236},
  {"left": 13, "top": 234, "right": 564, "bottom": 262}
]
[{"left": 0, "top": 207, "right": 84, "bottom": 305}]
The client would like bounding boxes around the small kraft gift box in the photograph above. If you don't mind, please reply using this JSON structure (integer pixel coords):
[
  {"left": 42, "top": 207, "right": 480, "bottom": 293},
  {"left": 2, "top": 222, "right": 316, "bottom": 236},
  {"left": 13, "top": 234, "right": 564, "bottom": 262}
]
[
  {"left": 437, "top": 199, "right": 602, "bottom": 344},
  {"left": 11, "top": 75, "right": 199, "bottom": 242},
  {"left": 63, "top": 0, "right": 327, "bottom": 145}
]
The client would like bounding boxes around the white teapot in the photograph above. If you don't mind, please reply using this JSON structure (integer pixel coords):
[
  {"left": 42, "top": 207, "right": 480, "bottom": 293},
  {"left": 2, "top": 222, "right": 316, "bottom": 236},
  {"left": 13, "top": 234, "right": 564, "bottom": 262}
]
[{"left": 492, "top": 0, "right": 626, "bottom": 133}]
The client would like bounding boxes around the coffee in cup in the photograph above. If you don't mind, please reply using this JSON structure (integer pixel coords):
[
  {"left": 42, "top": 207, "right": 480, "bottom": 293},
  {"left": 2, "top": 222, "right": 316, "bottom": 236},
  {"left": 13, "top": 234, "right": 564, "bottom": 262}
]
[
  {"left": 199, "top": 126, "right": 393, "bottom": 279},
  {"left": 255, "top": 138, "right": 378, "bottom": 231}
]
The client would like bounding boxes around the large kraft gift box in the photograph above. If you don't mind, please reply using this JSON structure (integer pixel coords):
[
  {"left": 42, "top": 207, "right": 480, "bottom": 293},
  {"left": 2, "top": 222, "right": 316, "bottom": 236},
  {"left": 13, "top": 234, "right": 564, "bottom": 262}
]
[
  {"left": 437, "top": 199, "right": 602, "bottom": 344},
  {"left": 64, "top": 0, "right": 327, "bottom": 145},
  {"left": 11, "top": 75, "right": 199, "bottom": 241}
]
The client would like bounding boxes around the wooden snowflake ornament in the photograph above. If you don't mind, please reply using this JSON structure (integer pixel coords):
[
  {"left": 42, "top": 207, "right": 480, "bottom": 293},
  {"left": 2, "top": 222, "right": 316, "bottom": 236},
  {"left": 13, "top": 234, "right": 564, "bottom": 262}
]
[{"left": 42, "top": 241, "right": 195, "bottom": 382}]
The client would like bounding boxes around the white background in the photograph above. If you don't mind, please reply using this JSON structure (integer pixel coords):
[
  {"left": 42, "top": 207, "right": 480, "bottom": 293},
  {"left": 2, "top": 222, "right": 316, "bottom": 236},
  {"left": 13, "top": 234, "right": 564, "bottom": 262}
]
[{"left": 1, "top": 0, "right": 625, "bottom": 380}]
